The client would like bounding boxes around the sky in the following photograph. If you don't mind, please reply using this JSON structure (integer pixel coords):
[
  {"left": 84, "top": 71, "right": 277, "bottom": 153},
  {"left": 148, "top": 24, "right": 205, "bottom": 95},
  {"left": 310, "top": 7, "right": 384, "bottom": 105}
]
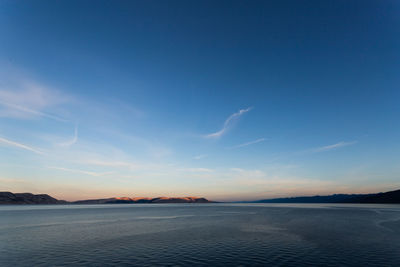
[{"left": 0, "top": 0, "right": 399, "bottom": 201}]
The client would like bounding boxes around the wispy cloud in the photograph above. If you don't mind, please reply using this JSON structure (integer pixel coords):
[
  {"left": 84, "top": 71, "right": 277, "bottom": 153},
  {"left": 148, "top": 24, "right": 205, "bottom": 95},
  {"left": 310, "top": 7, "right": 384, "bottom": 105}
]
[
  {"left": 47, "top": 166, "right": 113, "bottom": 177},
  {"left": 193, "top": 154, "right": 207, "bottom": 160},
  {"left": 205, "top": 107, "right": 252, "bottom": 138},
  {"left": 230, "top": 168, "right": 245, "bottom": 172},
  {"left": 0, "top": 79, "right": 68, "bottom": 121},
  {"left": 58, "top": 125, "right": 78, "bottom": 147},
  {"left": 86, "top": 160, "right": 139, "bottom": 170},
  {"left": 179, "top": 168, "right": 214, "bottom": 173},
  {"left": 0, "top": 136, "right": 44, "bottom": 155},
  {"left": 229, "top": 168, "right": 265, "bottom": 177},
  {"left": 229, "top": 138, "right": 266, "bottom": 149},
  {"left": 311, "top": 141, "right": 357, "bottom": 153},
  {"left": 0, "top": 177, "right": 28, "bottom": 184},
  {"left": 0, "top": 101, "right": 67, "bottom": 122}
]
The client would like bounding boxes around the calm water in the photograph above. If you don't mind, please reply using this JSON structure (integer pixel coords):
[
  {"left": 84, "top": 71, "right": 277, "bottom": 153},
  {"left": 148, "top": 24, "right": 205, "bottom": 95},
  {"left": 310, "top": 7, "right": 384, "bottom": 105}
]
[{"left": 1, "top": 203, "right": 399, "bottom": 266}]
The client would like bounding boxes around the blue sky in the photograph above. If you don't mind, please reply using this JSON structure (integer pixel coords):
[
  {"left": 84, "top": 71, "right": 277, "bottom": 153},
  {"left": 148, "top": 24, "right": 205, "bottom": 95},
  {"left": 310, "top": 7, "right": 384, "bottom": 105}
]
[{"left": 0, "top": 0, "right": 399, "bottom": 201}]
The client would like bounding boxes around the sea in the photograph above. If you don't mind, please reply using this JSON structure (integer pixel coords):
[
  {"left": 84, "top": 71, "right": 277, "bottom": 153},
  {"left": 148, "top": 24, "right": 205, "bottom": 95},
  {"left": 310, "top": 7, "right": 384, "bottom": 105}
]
[{"left": 1, "top": 203, "right": 399, "bottom": 266}]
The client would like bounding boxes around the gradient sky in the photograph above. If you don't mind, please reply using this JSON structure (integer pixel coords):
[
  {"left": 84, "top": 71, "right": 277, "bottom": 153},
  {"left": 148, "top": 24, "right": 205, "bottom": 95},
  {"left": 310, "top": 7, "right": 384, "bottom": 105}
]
[{"left": 0, "top": 0, "right": 399, "bottom": 201}]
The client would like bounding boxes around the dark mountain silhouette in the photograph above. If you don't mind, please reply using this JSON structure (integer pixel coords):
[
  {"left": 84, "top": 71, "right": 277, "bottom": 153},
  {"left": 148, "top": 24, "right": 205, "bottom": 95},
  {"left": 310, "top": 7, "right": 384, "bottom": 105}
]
[
  {"left": 254, "top": 189, "right": 400, "bottom": 203},
  {"left": 0, "top": 192, "right": 67, "bottom": 204}
]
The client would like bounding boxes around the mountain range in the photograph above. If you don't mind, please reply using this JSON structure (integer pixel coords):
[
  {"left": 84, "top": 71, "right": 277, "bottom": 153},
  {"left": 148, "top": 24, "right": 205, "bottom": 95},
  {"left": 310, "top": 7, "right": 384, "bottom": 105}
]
[
  {"left": 0, "top": 192, "right": 211, "bottom": 204},
  {"left": 1, "top": 189, "right": 400, "bottom": 204},
  {"left": 73, "top": 196, "right": 211, "bottom": 204},
  {"left": 252, "top": 189, "right": 400, "bottom": 204}
]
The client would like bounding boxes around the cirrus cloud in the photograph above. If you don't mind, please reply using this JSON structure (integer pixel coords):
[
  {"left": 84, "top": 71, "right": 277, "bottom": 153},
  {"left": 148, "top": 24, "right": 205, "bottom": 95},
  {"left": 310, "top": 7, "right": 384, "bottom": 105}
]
[{"left": 205, "top": 107, "right": 252, "bottom": 138}]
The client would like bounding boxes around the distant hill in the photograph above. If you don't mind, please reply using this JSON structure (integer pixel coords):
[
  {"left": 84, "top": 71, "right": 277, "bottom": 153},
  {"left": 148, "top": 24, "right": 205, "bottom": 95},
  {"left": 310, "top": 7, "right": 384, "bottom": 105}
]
[
  {"left": 73, "top": 196, "right": 212, "bottom": 204},
  {"left": 254, "top": 189, "right": 400, "bottom": 204},
  {"left": 0, "top": 192, "right": 67, "bottom": 204},
  {"left": 0, "top": 192, "right": 212, "bottom": 204}
]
